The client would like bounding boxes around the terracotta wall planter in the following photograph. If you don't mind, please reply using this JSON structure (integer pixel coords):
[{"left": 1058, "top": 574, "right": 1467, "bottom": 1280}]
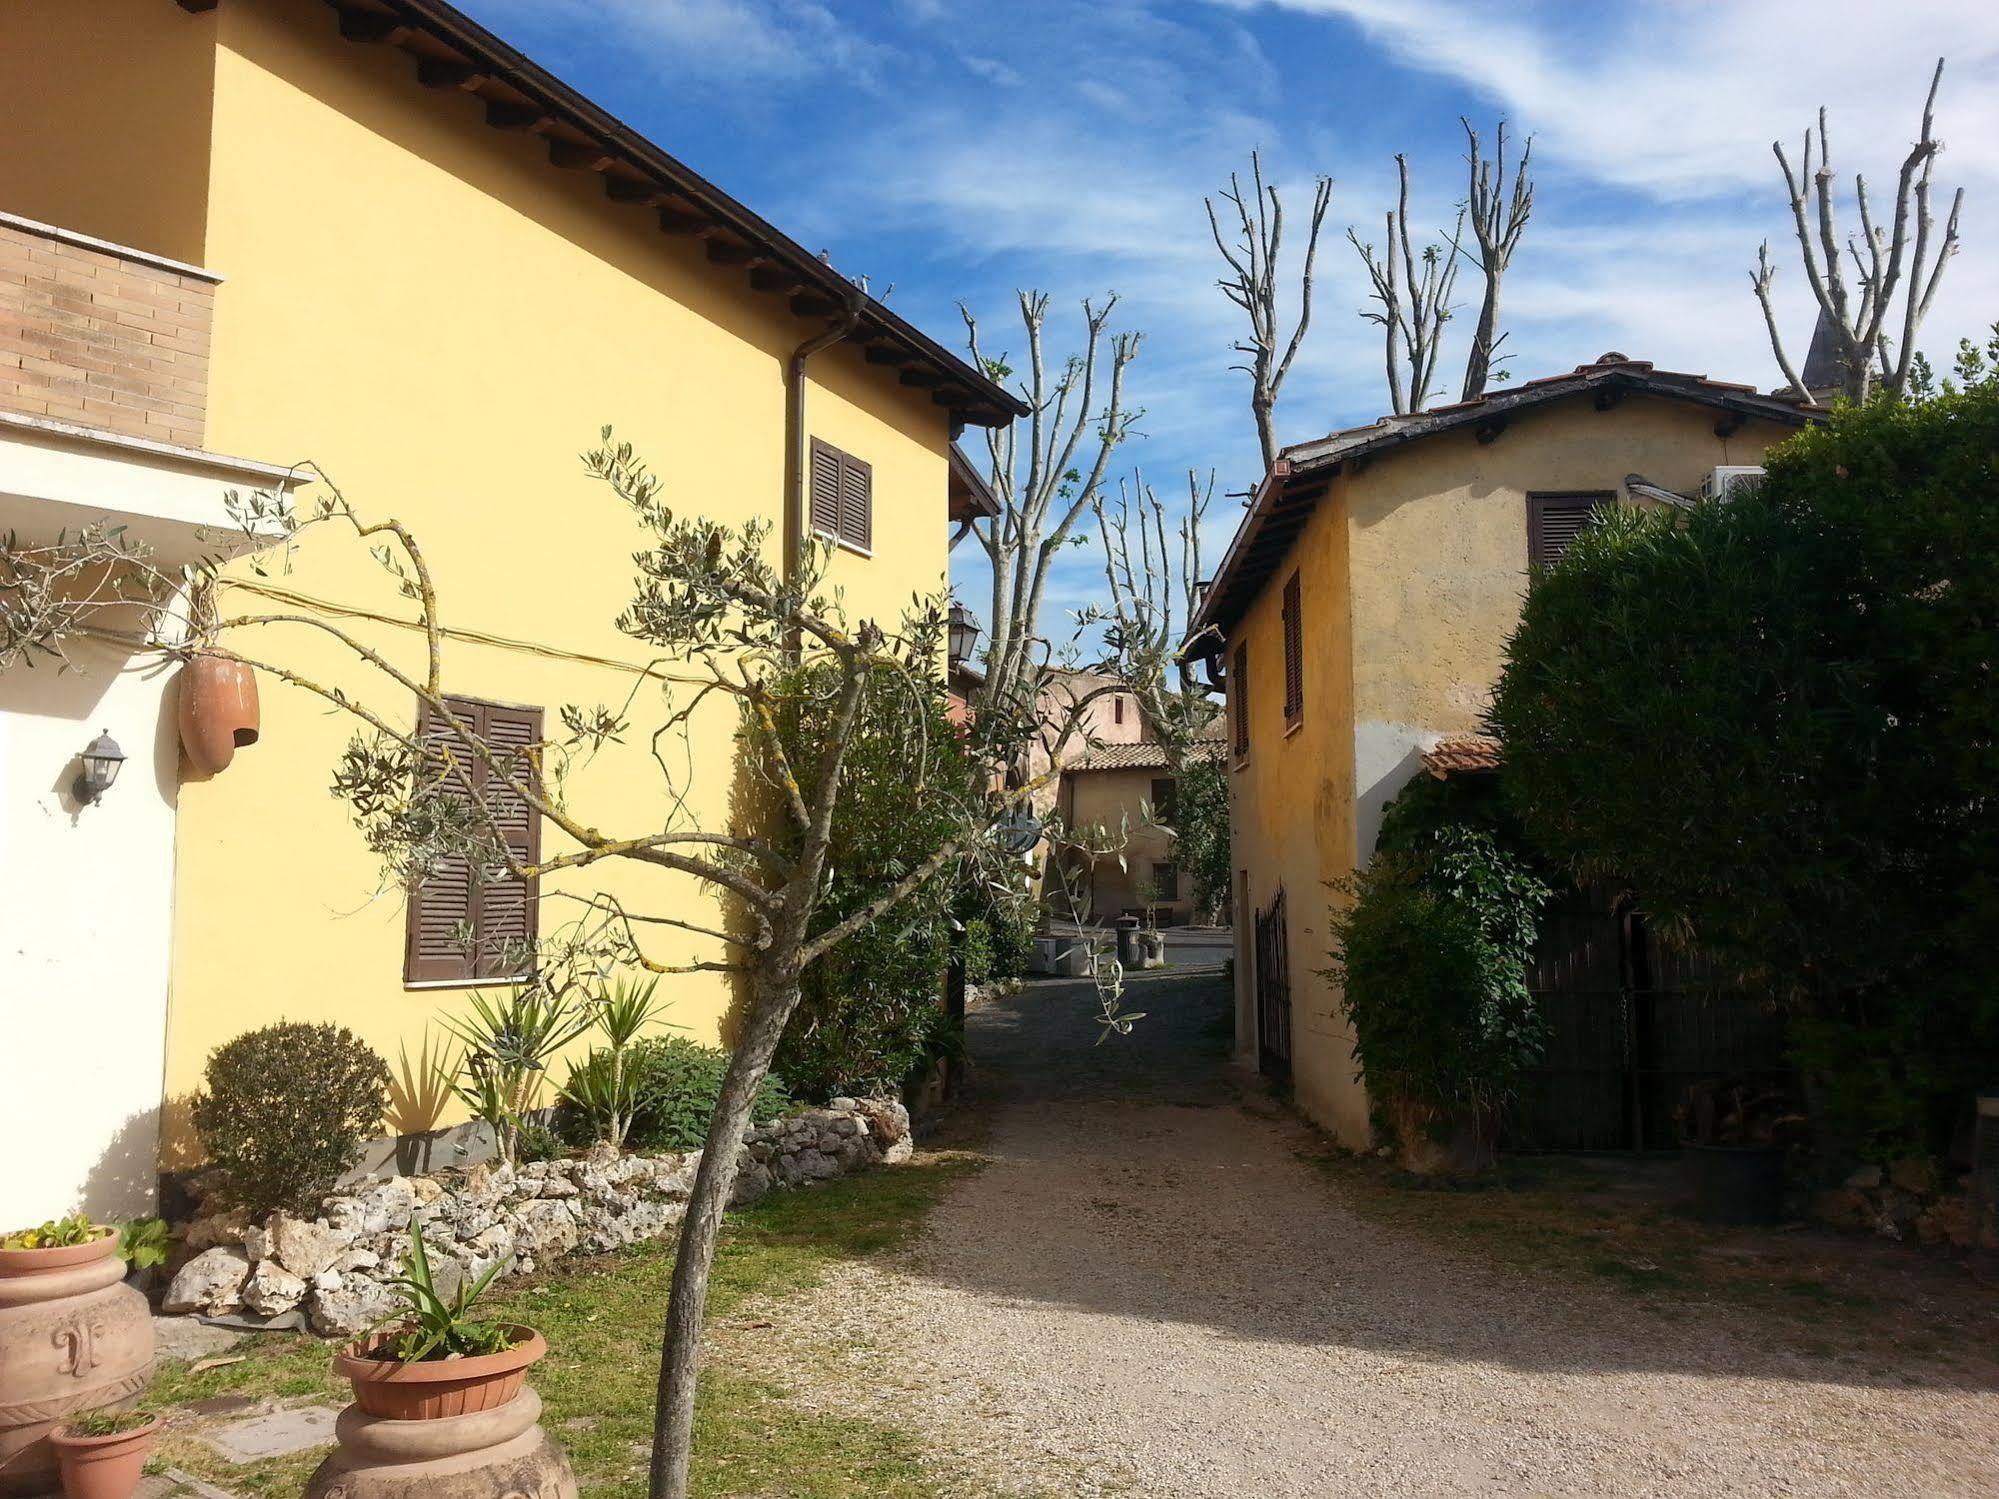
[
  {"left": 333, "top": 1327, "right": 546, "bottom": 1422},
  {"left": 48, "top": 1413, "right": 160, "bottom": 1499},
  {"left": 177, "top": 657, "right": 260, "bottom": 774},
  {"left": 0, "top": 1233, "right": 155, "bottom": 1497},
  {"left": 305, "top": 1386, "right": 578, "bottom": 1499}
]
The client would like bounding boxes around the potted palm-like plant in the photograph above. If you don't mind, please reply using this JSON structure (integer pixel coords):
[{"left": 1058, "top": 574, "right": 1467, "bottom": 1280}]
[{"left": 331, "top": 1219, "right": 544, "bottom": 1420}]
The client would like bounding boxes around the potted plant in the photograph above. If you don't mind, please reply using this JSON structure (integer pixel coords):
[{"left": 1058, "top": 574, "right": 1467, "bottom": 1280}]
[
  {"left": 1678, "top": 1076, "right": 1801, "bottom": 1226},
  {"left": 46, "top": 1409, "right": 161, "bottom": 1499},
  {"left": 331, "top": 1219, "right": 544, "bottom": 1421},
  {"left": 1, "top": 1214, "right": 155, "bottom": 1495}
]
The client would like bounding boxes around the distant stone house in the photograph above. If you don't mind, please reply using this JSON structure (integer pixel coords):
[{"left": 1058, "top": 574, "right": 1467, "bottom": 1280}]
[
  {"left": 1058, "top": 727, "right": 1226, "bottom": 925},
  {"left": 1186, "top": 355, "right": 1824, "bottom": 1145}
]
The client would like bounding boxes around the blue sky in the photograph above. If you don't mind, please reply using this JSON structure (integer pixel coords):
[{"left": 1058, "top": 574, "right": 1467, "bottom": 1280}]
[{"left": 462, "top": 0, "right": 1999, "bottom": 626}]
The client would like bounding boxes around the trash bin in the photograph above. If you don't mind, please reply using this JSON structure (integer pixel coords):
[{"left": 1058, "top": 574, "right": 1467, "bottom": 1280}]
[{"left": 1115, "top": 915, "right": 1143, "bottom": 968}]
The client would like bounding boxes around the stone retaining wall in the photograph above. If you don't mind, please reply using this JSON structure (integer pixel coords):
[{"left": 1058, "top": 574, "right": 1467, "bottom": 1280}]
[{"left": 163, "top": 1098, "right": 912, "bottom": 1337}]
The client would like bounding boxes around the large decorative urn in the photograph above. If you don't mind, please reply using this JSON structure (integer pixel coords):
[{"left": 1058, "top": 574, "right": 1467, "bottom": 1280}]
[
  {"left": 303, "top": 1387, "right": 579, "bottom": 1499},
  {"left": 0, "top": 1231, "right": 155, "bottom": 1496},
  {"left": 176, "top": 656, "right": 260, "bottom": 774}
]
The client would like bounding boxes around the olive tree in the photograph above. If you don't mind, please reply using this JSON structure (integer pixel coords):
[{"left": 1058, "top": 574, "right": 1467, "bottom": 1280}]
[{"left": 0, "top": 433, "right": 1156, "bottom": 1499}]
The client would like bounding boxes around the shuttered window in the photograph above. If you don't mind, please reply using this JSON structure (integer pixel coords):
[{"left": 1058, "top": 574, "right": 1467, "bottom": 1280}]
[
  {"left": 1151, "top": 861, "right": 1180, "bottom": 902},
  {"left": 404, "top": 695, "right": 543, "bottom": 986},
  {"left": 1527, "top": 492, "right": 1614, "bottom": 568},
  {"left": 1232, "top": 642, "right": 1250, "bottom": 760},
  {"left": 809, "top": 437, "right": 873, "bottom": 553},
  {"left": 1281, "top": 572, "right": 1303, "bottom": 727},
  {"left": 1151, "top": 776, "right": 1177, "bottom": 827}
]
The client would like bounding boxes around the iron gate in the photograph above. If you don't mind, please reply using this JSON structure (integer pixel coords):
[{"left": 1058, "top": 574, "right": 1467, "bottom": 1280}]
[
  {"left": 1254, "top": 889, "right": 1291, "bottom": 1079},
  {"left": 1512, "top": 888, "right": 1792, "bottom": 1151}
]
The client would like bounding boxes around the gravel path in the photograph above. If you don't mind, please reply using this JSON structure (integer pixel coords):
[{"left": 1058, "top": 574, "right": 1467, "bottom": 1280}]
[{"left": 750, "top": 966, "right": 1999, "bottom": 1497}]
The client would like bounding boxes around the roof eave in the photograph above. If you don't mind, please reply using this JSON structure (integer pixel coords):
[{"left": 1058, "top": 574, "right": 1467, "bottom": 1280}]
[{"left": 178, "top": 0, "right": 1026, "bottom": 428}]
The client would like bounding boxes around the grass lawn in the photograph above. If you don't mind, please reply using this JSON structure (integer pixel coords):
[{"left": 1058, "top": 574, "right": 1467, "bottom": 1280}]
[
  {"left": 142, "top": 1151, "right": 982, "bottom": 1498},
  {"left": 1304, "top": 1148, "right": 1999, "bottom": 1378}
]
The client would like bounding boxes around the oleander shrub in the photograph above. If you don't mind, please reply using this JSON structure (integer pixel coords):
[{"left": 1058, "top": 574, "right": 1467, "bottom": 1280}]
[{"left": 192, "top": 1022, "right": 391, "bottom": 1214}]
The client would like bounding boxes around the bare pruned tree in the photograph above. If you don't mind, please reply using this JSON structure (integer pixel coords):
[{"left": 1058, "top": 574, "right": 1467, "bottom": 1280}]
[
  {"left": 1752, "top": 57, "right": 1963, "bottom": 405},
  {"left": 1350, "top": 155, "right": 1464, "bottom": 415},
  {"left": 961, "top": 292, "right": 1142, "bottom": 726},
  {"left": 1089, "top": 466, "right": 1215, "bottom": 713},
  {"left": 1458, "top": 118, "right": 1535, "bottom": 401},
  {"left": 1205, "top": 150, "right": 1333, "bottom": 471}
]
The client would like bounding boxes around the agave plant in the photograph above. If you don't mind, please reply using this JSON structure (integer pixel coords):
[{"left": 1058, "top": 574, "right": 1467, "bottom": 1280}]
[
  {"left": 377, "top": 1217, "right": 515, "bottom": 1363},
  {"left": 562, "top": 975, "right": 673, "bottom": 1150},
  {"left": 440, "top": 987, "right": 593, "bottom": 1165}
]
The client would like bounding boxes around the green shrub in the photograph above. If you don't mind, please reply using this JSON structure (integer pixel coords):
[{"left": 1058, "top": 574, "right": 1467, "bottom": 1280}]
[
  {"left": 771, "top": 659, "right": 982, "bottom": 1102},
  {"left": 1490, "top": 359, "right": 1999, "bottom": 1158},
  {"left": 1327, "top": 775, "right": 1551, "bottom": 1122},
  {"left": 557, "top": 1037, "right": 792, "bottom": 1154},
  {"left": 959, "top": 917, "right": 997, "bottom": 987},
  {"left": 192, "top": 1022, "right": 390, "bottom": 1215}
]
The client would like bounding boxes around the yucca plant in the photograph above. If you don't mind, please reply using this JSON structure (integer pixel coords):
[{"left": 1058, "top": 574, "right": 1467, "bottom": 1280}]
[
  {"left": 441, "top": 988, "right": 592, "bottom": 1166},
  {"left": 376, "top": 1217, "right": 516, "bottom": 1363},
  {"left": 562, "top": 975, "right": 673, "bottom": 1149}
]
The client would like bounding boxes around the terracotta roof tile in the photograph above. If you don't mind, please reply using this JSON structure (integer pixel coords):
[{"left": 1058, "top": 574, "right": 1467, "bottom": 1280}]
[{"left": 1422, "top": 735, "right": 1503, "bottom": 779}]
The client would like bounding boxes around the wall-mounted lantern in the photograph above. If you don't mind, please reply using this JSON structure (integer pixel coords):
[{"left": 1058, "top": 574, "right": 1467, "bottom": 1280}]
[
  {"left": 73, "top": 729, "right": 127, "bottom": 805},
  {"left": 947, "top": 602, "right": 979, "bottom": 669}
]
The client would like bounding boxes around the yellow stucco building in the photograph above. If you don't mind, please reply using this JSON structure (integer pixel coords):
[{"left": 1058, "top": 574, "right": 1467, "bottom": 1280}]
[
  {"left": 1188, "top": 357, "right": 1816, "bottom": 1145},
  {"left": 0, "top": 0, "right": 1016, "bottom": 1216}
]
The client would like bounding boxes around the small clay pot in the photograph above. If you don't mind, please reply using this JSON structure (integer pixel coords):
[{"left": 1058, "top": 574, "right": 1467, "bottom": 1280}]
[
  {"left": 176, "top": 656, "right": 260, "bottom": 774},
  {"left": 47, "top": 1412, "right": 160, "bottom": 1499},
  {"left": 333, "top": 1328, "right": 546, "bottom": 1421}
]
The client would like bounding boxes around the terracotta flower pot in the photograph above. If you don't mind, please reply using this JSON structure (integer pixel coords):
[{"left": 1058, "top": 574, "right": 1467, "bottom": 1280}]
[
  {"left": 176, "top": 656, "right": 260, "bottom": 774},
  {"left": 0, "top": 1232, "right": 155, "bottom": 1497},
  {"left": 48, "top": 1413, "right": 161, "bottom": 1499},
  {"left": 333, "top": 1327, "right": 547, "bottom": 1421}
]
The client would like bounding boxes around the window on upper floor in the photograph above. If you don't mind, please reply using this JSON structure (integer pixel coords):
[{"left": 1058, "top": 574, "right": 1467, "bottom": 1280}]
[
  {"left": 1527, "top": 491, "right": 1614, "bottom": 568},
  {"left": 1151, "top": 775, "right": 1177, "bottom": 826},
  {"left": 1113, "top": 695, "right": 1125, "bottom": 725},
  {"left": 809, "top": 437, "right": 873, "bottom": 553},
  {"left": 1281, "top": 571, "right": 1303, "bottom": 729},
  {"left": 404, "top": 694, "right": 543, "bottom": 987}
]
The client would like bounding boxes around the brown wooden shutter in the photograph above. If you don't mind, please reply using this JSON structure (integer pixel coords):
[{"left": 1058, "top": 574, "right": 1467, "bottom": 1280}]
[
  {"left": 838, "top": 449, "right": 872, "bottom": 551},
  {"left": 475, "top": 702, "right": 542, "bottom": 981},
  {"left": 403, "top": 696, "right": 542, "bottom": 985},
  {"left": 1281, "top": 572, "right": 1303, "bottom": 726},
  {"left": 405, "top": 699, "right": 480, "bottom": 984},
  {"left": 1232, "top": 642, "right": 1250, "bottom": 758},
  {"left": 1527, "top": 492, "right": 1613, "bottom": 567},
  {"left": 808, "top": 437, "right": 842, "bottom": 540}
]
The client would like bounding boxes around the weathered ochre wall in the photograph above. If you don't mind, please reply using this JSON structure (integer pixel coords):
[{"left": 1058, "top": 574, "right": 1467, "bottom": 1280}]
[
  {"left": 1224, "top": 479, "right": 1362, "bottom": 1143},
  {"left": 1345, "top": 394, "right": 1799, "bottom": 854},
  {"left": 4, "top": 0, "right": 953, "bottom": 1151},
  {"left": 0, "top": 1, "right": 217, "bottom": 266},
  {"left": 1225, "top": 391, "right": 1802, "bottom": 1148}
]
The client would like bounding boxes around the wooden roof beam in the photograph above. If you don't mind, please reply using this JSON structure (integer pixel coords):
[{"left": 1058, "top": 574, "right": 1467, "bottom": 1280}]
[
  {"left": 416, "top": 57, "right": 487, "bottom": 90},
  {"left": 864, "top": 345, "right": 915, "bottom": 367},
  {"left": 604, "top": 176, "right": 666, "bottom": 206},
  {"left": 748, "top": 267, "right": 799, "bottom": 294},
  {"left": 333, "top": 6, "right": 412, "bottom": 45},
  {"left": 549, "top": 141, "right": 617, "bottom": 173},
  {"left": 899, "top": 367, "right": 947, "bottom": 390},
  {"left": 174, "top": 1, "right": 219, "bottom": 12},
  {"left": 486, "top": 99, "right": 554, "bottom": 133},
  {"left": 790, "top": 292, "right": 840, "bottom": 318}
]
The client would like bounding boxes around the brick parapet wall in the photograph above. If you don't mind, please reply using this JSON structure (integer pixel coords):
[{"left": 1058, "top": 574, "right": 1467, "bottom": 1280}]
[{"left": 0, "top": 213, "right": 216, "bottom": 448}]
